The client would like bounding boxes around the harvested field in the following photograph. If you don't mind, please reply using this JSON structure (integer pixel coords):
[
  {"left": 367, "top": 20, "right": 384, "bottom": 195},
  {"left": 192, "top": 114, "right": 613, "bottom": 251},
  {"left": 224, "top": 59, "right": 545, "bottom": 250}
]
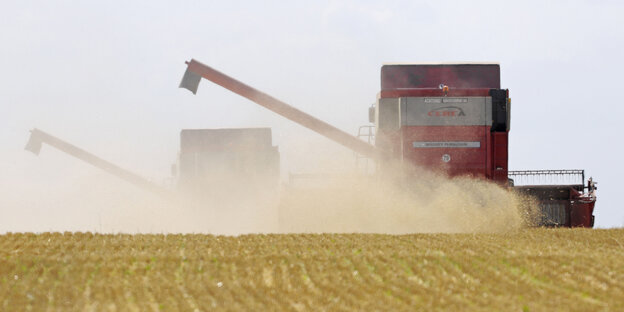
[{"left": 1, "top": 229, "right": 623, "bottom": 311}]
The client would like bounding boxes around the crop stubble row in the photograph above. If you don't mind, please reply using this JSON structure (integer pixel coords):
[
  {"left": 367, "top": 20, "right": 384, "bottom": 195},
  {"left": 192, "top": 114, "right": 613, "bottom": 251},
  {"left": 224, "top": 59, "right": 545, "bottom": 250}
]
[{"left": 1, "top": 229, "right": 623, "bottom": 311}]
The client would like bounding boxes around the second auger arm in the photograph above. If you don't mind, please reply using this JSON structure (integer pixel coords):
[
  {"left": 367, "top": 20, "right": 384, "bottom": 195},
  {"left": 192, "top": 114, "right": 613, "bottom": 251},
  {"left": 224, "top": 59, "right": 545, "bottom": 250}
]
[
  {"left": 179, "top": 59, "right": 385, "bottom": 162},
  {"left": 25, "top": 128, "right": 169, "bottom": 196}
]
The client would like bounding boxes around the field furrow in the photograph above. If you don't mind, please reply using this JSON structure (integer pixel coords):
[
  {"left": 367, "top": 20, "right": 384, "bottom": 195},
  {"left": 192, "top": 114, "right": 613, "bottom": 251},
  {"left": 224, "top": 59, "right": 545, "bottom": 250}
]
[{"left": 1, "top": 229, "right": 623, "bottom": 311}]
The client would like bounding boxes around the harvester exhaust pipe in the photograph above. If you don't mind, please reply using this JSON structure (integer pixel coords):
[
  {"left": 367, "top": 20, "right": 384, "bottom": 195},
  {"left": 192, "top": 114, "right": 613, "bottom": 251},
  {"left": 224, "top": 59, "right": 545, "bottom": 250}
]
[
  {"left": 25, "top": 128, "right": 170, "bottom": 196},
  {"left": 179, "top": 59, "right": 385, "bottom": 161}
]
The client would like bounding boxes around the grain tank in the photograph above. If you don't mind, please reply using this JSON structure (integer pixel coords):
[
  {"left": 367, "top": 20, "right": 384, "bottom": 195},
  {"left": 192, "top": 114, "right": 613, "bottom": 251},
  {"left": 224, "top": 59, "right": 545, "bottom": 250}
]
[{"left": 176, "top": 128, "right": 280, "bottom": 199}]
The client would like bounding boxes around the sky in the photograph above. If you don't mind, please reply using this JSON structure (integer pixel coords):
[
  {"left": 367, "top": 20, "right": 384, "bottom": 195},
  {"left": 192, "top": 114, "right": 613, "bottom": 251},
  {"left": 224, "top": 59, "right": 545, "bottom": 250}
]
[{"left": 1, "top": 0, "right": 623, "bottom": 231}]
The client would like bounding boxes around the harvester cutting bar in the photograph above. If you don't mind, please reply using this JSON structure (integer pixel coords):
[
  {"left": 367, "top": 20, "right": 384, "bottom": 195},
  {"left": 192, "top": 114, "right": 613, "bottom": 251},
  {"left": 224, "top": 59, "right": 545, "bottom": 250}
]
[
  {"left": 25, "top": 128, "right": 168, "bottom": 196},
  {"left": 180, "top": 59, "right": 384, "bottom": 161},
  {"left": 509, "top": 169, "right": 585, "bottom": 186}
]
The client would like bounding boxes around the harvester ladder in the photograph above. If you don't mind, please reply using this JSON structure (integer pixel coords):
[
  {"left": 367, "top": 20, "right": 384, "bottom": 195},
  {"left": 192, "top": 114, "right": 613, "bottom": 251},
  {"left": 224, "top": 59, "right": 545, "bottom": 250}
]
[{"left": 355, "top": 125, "right": 375, "bottom": 175}]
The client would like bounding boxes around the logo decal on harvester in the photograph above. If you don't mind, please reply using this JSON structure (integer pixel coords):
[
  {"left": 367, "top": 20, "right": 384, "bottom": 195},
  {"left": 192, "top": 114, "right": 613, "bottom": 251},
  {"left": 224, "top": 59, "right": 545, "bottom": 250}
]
[
  {"left": 413, "top": 141, "right": 481, "bottom": 148},
  {"left": 427, "top": 106, "right": 466, "bottom": 117}
]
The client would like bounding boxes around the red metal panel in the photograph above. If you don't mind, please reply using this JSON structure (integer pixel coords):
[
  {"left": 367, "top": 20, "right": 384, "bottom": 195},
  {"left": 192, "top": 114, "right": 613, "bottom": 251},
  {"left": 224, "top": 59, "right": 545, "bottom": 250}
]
[
  {"left": 381, "top": 64, "right": 500, "bottom": 90},
  {"left": 491, "top": 132, "right": 509, "bottom": 185},
  {"left": 400, "top": 126, "right": 488, "bottom": 177},
  {"left": 570, "top": 199, "right": 596, "bottom": 227}
]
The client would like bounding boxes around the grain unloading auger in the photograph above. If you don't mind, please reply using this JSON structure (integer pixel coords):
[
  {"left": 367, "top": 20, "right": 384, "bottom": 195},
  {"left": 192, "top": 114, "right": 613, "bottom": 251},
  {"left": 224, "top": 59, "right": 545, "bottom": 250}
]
[
  {"left": 180, "top": 59, "right": 385, "bottom": 162},
  {"left": 25, "top": 127, "right": 279, "bottom": 207},
  {"left": 180, "top": 59, "right": 598, "bottom": 228},
  {"left": 25, "top": 128, "right": 169, "bottom": 196}
]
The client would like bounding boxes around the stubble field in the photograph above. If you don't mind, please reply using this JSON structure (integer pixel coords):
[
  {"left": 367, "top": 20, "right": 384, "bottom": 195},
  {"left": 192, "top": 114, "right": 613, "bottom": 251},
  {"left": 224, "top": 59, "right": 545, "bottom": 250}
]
[{"left": 1, "top": 229, "right": 623, "bottom": 311}]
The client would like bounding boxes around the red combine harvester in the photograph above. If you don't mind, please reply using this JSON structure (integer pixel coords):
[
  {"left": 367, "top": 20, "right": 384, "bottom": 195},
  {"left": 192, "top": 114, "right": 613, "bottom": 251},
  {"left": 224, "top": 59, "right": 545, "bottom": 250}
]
[{"left": 180, "top": 59, "right": 597, "bottom": 227}]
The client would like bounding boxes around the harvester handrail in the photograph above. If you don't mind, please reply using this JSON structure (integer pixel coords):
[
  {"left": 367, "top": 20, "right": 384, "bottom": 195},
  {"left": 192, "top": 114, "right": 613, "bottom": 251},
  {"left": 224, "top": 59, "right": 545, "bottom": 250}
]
[
  {"left": 508, "top": 169, "right": 585, "bottom": 187},
  {"left": 508, "top": 169, "right": 585, "bottom": 176}
]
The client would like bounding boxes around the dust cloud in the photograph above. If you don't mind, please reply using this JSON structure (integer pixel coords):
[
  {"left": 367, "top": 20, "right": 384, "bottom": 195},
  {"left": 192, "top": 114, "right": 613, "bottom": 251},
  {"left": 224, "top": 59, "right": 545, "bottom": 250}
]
[
  {"left": 279, "top": 163, "right": 528, "bottom": 234},
  {"left": 1, "top": 132, "right": 530, "bottom": 235}
]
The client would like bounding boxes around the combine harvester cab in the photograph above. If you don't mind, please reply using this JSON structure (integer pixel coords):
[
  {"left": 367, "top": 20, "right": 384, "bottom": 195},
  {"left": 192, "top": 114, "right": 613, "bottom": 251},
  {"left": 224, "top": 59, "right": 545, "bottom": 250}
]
[
  {"left": 180, "top": 59, "right": 597, "bottom": 228},
  {"left": 375, "top": 63, "right": 510, "bottom": 183}
]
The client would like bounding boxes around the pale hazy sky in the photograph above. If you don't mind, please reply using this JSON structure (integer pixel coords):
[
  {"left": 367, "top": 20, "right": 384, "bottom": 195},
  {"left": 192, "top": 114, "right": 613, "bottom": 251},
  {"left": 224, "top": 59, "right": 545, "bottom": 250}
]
[{"left": 1, "top": 0, "right": 623, "bottom": 230}]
